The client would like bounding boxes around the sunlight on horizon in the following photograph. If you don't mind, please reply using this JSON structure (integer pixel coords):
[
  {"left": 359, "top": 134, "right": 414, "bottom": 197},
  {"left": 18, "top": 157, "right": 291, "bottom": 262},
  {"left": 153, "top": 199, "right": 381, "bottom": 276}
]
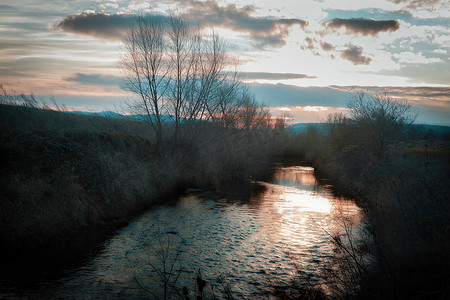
[{"left": 0, "top": 0, "right": 448, "bottom": 125}]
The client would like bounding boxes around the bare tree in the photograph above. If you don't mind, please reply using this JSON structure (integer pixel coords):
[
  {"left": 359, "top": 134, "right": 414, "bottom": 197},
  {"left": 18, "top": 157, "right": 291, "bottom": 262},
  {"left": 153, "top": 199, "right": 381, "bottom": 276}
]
[
  {"left": 166, "top": 14, "right": 195, "bottom": 144},
  {"left": 215, "top": 81, "right": 245, "bottom": 129},
  {"left": 121, "top": 15, "right": 169, "bottom": 152},
  {"left": 238, "top": 91, "right": 271, "bottom": 130},
  {"left": 324, "top": 113, "right": 353, "bottom": 152},
  {"left": 174, "top": 28, "right": 231, "bottom": 143},
  {"left": 347, "top": 91, "right": 416, "bottom": 157},
  {"left": 122, "top": 14, "right": 243, "bottom": 151}
]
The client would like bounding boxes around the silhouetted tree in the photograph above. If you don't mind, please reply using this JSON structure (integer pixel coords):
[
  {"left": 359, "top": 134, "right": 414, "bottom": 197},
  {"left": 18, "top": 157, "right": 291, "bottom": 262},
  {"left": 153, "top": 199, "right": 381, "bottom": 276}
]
[
  {"left": 211, "top": 78, "right": 243, "bottom": 128},
  {"left": 347, "top": 91, "right": 416, "bottom": 157},
  {"left": 325, "top": 113, "right": 353, "bottom": 152},
  {"left": 238, "top": 90, "right": 271, "bottom": 130},
  {"left": 121, "top": 14, "right": 242, "bottom": 151},
  {"left": 121, "top": 15, "right": 167, "bottom": 152}
]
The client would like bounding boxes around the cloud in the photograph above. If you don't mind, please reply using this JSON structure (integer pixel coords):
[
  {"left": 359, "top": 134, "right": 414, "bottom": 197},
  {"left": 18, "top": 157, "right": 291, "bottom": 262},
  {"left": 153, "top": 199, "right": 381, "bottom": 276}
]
[
  {"left": 331, "top": 86, "right": 450, "bottom": 103},
  {"left": 389, "top": 0, "right": 450, "bottom": 19},
  {"left": 241, "top": 72, "right": 316, "bottom": 80},
  {"left": 0, "top": 4, "right": 15, "bottom": 11},
  {"left": 390, "top": 0, "right": 442, "bottom": 9},
  {"left": 174, "top": 0, "right": 308, "bottom": 48},
  {"left": 56, "top": 12, "right": 137, "bottom": 40},
  {"left": 331, "top": 85, "right": 450, "bottom": 125},
  {"left": 268, "top": 106, "right": 345, "bottom": 124},
  {"left": 0, "top": 57, "right": 95, "bottom": 78},
  {"left": 378, "top": 60, "right": 450, "bottom": 84},
  {"left": 340, "top": 44, "right": 372, "bottom": 65},
  {"left": 326, "top": 18, "right": 400, "bottom": 36},
  {"left": 249, "top": 83, "right": 350, "bottom": 107},
  {"left": 278, "top": 107, "right": 291, "bottom": 111},
  {"left": 300, "top": 37, "right": 314, "bottom": 50},
  {"left": 56, "top": 1, "right": 308, "bottom": 48},
  {"left": 48, "top": 85, "right": 450, "bottom": 126},
  {"left": 302, "top": 106, "right": 329, "bottom": 112},
  {"left": 259, "top": 84, "right": 450, "bottom": 125},
  {"left": 392, "top": 51, "right": 442, "bottom": 64},
  {"left": 299, "top": 37, "right": 321, "bottom": 56},
  {"left": 391, "top": 86, "right": 450, "bottom": 102},
  {"left": 65, "top": 73, "right": 123, "bottom": 86},
  {"left": 320, "top": 41, "right": 335, "bottom": 51}
]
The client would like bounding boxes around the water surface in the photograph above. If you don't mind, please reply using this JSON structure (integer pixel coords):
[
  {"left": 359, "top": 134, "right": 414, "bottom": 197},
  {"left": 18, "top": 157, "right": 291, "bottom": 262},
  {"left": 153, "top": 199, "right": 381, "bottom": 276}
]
[{"left": 2, "top": 165, "right": 363, "bottom": 298}]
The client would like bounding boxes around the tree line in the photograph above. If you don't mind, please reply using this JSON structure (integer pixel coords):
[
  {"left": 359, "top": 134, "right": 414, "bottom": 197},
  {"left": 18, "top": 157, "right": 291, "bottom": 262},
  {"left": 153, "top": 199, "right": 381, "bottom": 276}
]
[{"left": 121, "top": 14, "right": 275, "bottom": 152}]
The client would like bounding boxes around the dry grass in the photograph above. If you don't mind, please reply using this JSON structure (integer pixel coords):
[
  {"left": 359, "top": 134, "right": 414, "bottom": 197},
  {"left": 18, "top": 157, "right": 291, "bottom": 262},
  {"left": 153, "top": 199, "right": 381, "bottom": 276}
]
[
  {"left": 283, "top": 120, "right": 450, "bottom": 299},
  {"left": 0, "top": 102, "right": 279, "bottom": 252}
]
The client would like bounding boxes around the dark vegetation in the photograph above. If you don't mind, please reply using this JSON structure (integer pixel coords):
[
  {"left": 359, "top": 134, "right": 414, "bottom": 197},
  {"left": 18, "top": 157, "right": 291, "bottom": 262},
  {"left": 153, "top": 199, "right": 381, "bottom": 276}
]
[
  {"left": 0, "top": 13, "right": 286, "bottom": 255},
  {"left": 2, "top": 13, "right": 449, "bottom": 299},
  {"left": 0, "top": 88, "right": 282, "bottom": 253},
  {"left": 280, "top": 92, "right": 450, "bottom": 299},
  {"left": 1, "top": 84, "right": 449, "bottom": 299}
]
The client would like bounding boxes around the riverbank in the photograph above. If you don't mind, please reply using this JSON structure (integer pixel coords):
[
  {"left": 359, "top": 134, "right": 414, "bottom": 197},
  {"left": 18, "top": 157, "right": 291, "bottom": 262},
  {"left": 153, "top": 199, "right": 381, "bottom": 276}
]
[
  {"left": 3, "top": 95, "right": 449, "bottom": 298},
  {"left": 1, "top": 163, "right": 363, "bottom": 299},
  {"left": 282, "top": 121, "right": 450, "bottom": 298},
  {"left": 0, "top": 103, "right": 279, "bottom": 254}
]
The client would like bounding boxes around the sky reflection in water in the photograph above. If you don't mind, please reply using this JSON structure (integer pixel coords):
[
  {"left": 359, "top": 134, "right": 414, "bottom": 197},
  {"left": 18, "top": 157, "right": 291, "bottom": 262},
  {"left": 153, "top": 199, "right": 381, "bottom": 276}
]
[{"left": 21, "top": 165, "right": 363, "bottom": 299}]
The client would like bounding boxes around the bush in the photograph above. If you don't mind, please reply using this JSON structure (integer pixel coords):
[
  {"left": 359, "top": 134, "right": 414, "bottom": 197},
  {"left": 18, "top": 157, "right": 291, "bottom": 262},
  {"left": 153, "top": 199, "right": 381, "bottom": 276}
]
[
  {"left": 0, "top": 95, "right": 281, "bottom": 252},
  {"left": 283, "top": 91, "right": 450, "bottom": 298}
]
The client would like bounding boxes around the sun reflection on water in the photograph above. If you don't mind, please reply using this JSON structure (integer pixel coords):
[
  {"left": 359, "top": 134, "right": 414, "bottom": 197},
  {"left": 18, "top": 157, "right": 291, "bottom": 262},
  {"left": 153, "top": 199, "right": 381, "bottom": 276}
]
[
  {"left": 279, "top": 188, "right": 333, "bottom": 214},
  {"left": 254, "top": 165, "right": 363, "bottom": 274},
  {"left": 23, "top": 165, "right": 364, "bottom": 299}
]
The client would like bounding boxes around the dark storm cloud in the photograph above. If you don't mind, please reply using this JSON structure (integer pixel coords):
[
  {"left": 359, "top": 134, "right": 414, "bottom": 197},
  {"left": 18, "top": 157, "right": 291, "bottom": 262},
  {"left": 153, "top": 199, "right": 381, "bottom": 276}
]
[
  {"left": 340, "top": 44, "right": 372, "bottom": 65},
  {"left": 56, "top": 12, "right": 139, "bottom": 40},
  {"left": 326, "top": 18, "right": 400, "bottom": 36},
  {"left": 241, "top": 72, "right": 316, "bottom": 80},
  {"left": 56, "top": 0, "right": 307, "bottom": 48},
  {"left": 66, "top": 73, "right": 123, "bottom": 86}
]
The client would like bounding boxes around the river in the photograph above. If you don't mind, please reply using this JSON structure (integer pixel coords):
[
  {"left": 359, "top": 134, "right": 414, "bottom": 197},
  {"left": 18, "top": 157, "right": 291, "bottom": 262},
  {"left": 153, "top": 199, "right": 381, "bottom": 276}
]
[{"left": 1, "top": 164, "right": 364, "bottom": 299}]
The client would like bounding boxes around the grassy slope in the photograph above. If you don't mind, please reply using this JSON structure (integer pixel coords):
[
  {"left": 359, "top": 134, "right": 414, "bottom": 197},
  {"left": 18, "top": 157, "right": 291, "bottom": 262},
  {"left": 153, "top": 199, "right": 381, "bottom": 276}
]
[{"left": 0, "top": 104, "right": 276, "bottom": 252}]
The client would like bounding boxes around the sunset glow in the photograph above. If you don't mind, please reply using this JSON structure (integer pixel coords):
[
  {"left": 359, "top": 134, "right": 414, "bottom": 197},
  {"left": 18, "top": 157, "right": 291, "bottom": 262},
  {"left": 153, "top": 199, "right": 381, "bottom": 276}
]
[
  {"left": 1, "top": 0, "right": 449, "bottom": 125},
  {"left": 303, "top": 106, "right": 329, "bottom": 112}
]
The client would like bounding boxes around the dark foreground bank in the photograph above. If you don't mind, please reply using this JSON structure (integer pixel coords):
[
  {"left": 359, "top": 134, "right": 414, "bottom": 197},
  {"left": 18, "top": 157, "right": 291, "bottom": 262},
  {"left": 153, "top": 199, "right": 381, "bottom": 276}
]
[
  {"left": 2, "top": 91, "right": 449, "bottom": 299},
  {"left": 0, "top": 103, "right": 280, "bottom": 254},
  {"left": 278, "top": 94, "right": 450, "bottom": 299}
]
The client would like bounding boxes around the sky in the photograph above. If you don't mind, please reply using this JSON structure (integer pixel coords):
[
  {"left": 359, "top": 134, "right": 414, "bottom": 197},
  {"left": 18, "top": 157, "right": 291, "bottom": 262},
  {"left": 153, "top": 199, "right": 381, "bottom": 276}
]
[{"left": 0, "top": 0, "right": 449, "bottom": 125}]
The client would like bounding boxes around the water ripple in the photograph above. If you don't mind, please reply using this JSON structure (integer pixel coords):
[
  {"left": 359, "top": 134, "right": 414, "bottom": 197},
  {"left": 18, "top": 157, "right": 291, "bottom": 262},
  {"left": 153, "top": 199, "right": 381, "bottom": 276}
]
[{"left": 4, "top": 165, "right": 364, "bottom": 299}]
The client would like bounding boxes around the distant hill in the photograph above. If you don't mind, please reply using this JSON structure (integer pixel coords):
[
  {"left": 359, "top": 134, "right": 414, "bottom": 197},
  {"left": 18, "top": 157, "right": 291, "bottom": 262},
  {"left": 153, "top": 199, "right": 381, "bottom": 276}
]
[
  {"left": 68, "top": 111, "right": 449, "bottom": 138},
  {"left": 411, "top": 124, "right": 450, "bottom": 139},
  {"left": 287, "top": 123, "right": 327, "bottom": 132},
  {"left": 288, "top": 122, "right": 450, "bottom": 139},
  {"left": 69, "top": 111, "right": 125, "bottom": 118},
  {"left": 415, "top": 124, "right": 450, "bottom": 135},
  {"left": 69, "top": 110, "right": 176, "bottom": 123}
]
